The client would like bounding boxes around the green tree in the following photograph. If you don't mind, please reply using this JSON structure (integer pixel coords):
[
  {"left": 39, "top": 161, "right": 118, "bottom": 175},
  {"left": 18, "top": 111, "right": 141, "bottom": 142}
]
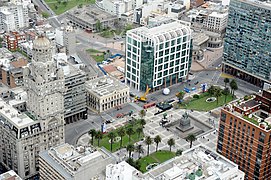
[
  {"left": 135, "top": 144, "right": 144, "bottom": 158},
  {"left": 139, "top": 109, "right": 146, "bottom": 120},
  {"left": 214, "top": 87, "right": 222, "bottom": 105},
  {"left": 222, "top": 87, "right": 230, "bottom": 103},
  {"left": 167, "top": 138, "right": 175, "bottom": 152},
  {"left": 108, "top": 131, "right": 116, "bottom": 152},
  {"left": 136, "top": 127, "right": 143, "bottom": 139},
  {"left": 95, "top": 20, "right": 102, "bottom": 32},
  {"left": 126, "top": 127, "right": 135, "bottom": 143},
  {"left": 186, "top": 134, "right": 196, "bottom": 148},
  {"left": 126, "top": 144, "right": 135, "bottom": 158},
  {"left": 41, "top": 12, "right": 49, "bottom": 18},
  {"left": 176, "top": 149, "right": 183, "bottom": 156},
  {"left": 154, "top": 135, "right": 162, "bottom": 152},
  {"left": 144, "top": 136, "right": 153, "bottom": 156},
  {"left": 117, "top": 127, "right": 126, "bottom": 148},
  {"left": 176, "top": 91, "right": 185, "bottom": 103},
  {"left": 230, "top": 79, "right": 238, "bottom": 97},
  {"left": 95, "top": 130, "right": 103, "bottom": 146},
  {"left": 88, "top": 129, "right": 96, "bottom": 145},
  {"left": 139, "top": 118, "right": 146, "bottom": 128},
  {"left": 63, "top": 1, "right": 67, "bottom": 6},
  {"left": 208, "top": 85, "right": 216, "bottom": 95},
  {"left": 224, "top": 78, "right": 230, "bottom": 88}
]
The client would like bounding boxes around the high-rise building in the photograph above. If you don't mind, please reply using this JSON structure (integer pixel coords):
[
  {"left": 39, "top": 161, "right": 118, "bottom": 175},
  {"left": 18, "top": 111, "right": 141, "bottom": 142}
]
[
  {"left": 222, "top": 0, "right": 271, "bottom": 87},
  {"left": 125, "top": 20, "right": 192, "bottom": 91},
  {"left": 0, "top": 3, "right": 29, "bottom": 32},
  {"left": 0, "top": 35, "right": 65, "bottom": 179},
  {"left": 217, "top": 89, "right": 271, "bottom": 180}
]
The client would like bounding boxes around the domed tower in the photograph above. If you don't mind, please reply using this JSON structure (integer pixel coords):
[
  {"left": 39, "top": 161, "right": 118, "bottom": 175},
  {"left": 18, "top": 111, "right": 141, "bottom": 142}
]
[{"left": 32, "top": 35, "right": 52, "bottom": 62}]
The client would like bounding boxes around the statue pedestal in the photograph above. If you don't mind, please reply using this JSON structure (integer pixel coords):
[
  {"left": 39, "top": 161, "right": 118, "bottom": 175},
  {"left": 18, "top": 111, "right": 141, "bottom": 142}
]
[{"left": 176, "top": 126, "right": 194, "bottom": 132}]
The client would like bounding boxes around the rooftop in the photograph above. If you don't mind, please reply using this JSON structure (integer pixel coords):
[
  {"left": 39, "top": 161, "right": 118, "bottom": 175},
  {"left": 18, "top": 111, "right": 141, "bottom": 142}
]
[
  {"left": 0, "top": 99, "right": 33, "bottom": 128},
  {"left": 67, "top": 5, "right": 117, "bottom": 24},
  {"left": 0, "top": 170, "right": 22, "bottom": 180},
  {"left": 223, "top": 91, "right": 271, "bottom": 131},
  {"left": 106, "top": 145, "right": 244, "bottom": 180},
  {"left": 40, "top": 143, "right": 113, "bottom": 179},
  {"left": 128, "top": 20, "right": 191, "bottom": 40},
  {"left": 148, "top": 145, "right": 244, "bottom": 179},
  {"left": 86, "top": 76, "right": 129, "bottom": 97}
]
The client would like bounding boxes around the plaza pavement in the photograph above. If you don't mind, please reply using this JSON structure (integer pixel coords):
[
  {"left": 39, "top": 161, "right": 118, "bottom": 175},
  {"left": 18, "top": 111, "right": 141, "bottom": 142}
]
[{"left": 77, "top": 105, "right": 221, "bottom": 162}]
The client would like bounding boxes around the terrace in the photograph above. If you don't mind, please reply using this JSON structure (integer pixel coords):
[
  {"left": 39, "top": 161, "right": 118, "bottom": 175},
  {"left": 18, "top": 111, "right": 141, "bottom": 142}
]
[{"left": 224, "top": 94, "right": 271, "bottom": 130}]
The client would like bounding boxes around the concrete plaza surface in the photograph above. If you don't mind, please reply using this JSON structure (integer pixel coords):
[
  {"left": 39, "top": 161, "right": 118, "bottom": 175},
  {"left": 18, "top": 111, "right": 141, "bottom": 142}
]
[{"left": 77, "top": 106, "right": 220, "bottom": 162}]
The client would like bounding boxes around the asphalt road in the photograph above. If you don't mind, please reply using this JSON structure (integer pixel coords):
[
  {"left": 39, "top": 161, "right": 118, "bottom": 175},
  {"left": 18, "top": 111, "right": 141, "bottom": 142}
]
[{"left": 32, "top": 0, "right": 55, "bottom": 16}]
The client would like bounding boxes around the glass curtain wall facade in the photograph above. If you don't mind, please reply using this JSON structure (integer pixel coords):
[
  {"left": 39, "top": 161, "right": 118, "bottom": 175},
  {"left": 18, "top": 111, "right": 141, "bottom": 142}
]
[
  {"left": 223, "top": 0, "right": 271, "bottom": 87},
  {"left": 125, "top": 21, "right": 192, "bottom": 91}
]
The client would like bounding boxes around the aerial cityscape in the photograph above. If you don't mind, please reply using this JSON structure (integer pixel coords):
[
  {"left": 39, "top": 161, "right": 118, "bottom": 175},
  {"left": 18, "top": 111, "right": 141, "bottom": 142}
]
[{"left": 0, "top": 0, "right": 270, "bottom": 179}]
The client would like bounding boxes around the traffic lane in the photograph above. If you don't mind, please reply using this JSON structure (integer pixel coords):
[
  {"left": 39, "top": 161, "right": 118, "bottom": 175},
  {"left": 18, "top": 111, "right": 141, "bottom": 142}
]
[{"left": 65, "top": 115, "right": 103, "bottom": 145}]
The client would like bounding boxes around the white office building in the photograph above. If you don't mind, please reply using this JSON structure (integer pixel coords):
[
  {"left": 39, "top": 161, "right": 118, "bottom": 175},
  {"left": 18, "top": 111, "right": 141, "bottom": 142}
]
[
  {"left": 0, "top": 3, "right": 29, "bottom": 31},
  {"left": 125, "top": 20, "right": 192, "bottom": 91},
  {"left": 203, "top": 11, "right": 228, "bottom": 33}
]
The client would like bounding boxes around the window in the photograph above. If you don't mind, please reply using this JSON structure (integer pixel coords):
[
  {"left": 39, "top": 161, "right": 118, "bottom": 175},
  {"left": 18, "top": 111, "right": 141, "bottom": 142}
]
[{"left": 221, "top": 112, "right": 227, "bottom": 122}]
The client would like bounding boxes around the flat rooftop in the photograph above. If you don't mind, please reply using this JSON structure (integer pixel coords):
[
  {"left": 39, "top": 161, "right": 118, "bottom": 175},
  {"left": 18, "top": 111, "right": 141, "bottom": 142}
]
[
  {"left": 223, "top": 92, "right": 271, "bottom": 131},
  {"left": 148, "top": 145, "right": 244, "bottom": 179},
  {"left": 40, "top": 143, "right": 112, "bottom": 179},
  {"left": 128, "top": 20, "right": 191, "bottom": 40},
  {"left": 86, "top": 76, "right": 129, "bottom": 97},
  {"left": 67, "top": 5, "right": 117, "bottom": 24},
  {"left": 0, "top": 99, "right": 33, "bottom": 128},
  {"left": 0, "top": 170, "right": 22, "bottom": 180}
]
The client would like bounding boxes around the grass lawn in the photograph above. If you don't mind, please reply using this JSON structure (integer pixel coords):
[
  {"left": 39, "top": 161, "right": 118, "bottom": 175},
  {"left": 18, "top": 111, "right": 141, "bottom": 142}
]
[
  {"left": 86, "top": 48, "right": 105, "bottom": 62},
  {"left": 94, "top": 121, "right": 144, "bottom": 152},
  {"left": 138, "top": 150, "right": 175, "bottom": 173},
  {"left": 178, "top": 93, "right": 234, "bottom": 111},
  {"left": 44, "top": 0, "right": 95, "bottom": 15}
]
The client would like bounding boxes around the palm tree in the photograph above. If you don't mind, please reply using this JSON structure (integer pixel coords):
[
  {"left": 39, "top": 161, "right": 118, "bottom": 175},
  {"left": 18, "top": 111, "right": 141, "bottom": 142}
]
[
  {"left": 208, "top": 85, "right": 216, "bottom": 95},
  {"left": 108, "top": 131, "right": 116, "bottom": 152},
  {"left": 126, "top": 144, "right": 135, "bottom": 158},
  {"left": 167, "top": 138, "right": 175, "bottom": 152},
  {"left": 126, "top": 127, "right": 135, "bottom": 143},
  {"left": 176, "top": 91, "right": 185, "bottom": 103},
  {"left": 214, "top": 87, "right": 222, "bottom": 105},
  {"left": 88, "top": 129, "right": 96, "bottom": 145},
  {"left": 186, "top": 134, "right": 196, "bottom": 148},
  {"left": 95, "top": 130, "right": 103, "bottom": 146},
  {"left": 139, "top": 119, "right": 146, "bottom": 128},
  {"left": 224, "top": 78, "right": 230, "bottom": 88},
  {"left": 117, "top": 127, "right": 126, "bottom": 148},
  {"left": 139, "top": 109, "right": 146, "bottom": 120},
  {"left": 222, "top": 87, "right": 230, "bottom": 103},
  {"left": 230, "top": 79, "right": 238, "bottom": 97},
  {"left": 135, "top": 144, "right": 144, "bottom": 158},
  {"left": 154, "top": 135, "right": 162, "bottom": 152},
  {"left": 136, "top": 127, "right": 143, "bottom": 139},
  {"left": 145, "top": 136, "right": 153, "bottom": 156}
]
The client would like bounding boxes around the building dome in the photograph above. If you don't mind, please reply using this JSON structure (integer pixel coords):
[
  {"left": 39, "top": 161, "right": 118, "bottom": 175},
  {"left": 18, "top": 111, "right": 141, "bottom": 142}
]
[{"left": 33, "top": 35, "right": 51, "bottom": 49}]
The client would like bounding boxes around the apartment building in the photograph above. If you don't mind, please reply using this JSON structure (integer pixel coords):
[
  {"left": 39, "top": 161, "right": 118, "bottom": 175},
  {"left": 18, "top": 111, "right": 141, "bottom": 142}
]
[
  {"left": 2, "top": 32, "right": 26, "bottom": 51},
  {"left": 223, "top": 0, "right": 271, "bottom": 88},
  {"left": 125, "top": 20, "right": 192, "bottom": 91},
  {"left": 55, "top": 26, "right": 76, "bottom": 55},
  {"left": 86, "top": 76, "right": 129, "bottom": 113},
  {"left": 0, "top": 3, "right": 28, "bottom": 32},
  {"left": 56, "top": 59, "right": 87, "bottom": 124},
  {"left": 217, "top": 89, "right": 271, "bottom": 180},
  {"left": 106, "top": 145, "right": 245, "bottom": 180},
  {"left": 0, "top": 35, "right": 65, "bottom": 179},
  {"left": 39, "top": 143, "right": 116, "bottom": 180},
  {"left": 203, "top": 11, "right": 228, "bottom": 33}
]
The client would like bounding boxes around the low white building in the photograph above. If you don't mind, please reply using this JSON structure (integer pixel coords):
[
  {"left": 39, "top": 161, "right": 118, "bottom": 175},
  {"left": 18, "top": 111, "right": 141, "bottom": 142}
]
[
  {"left": 39, "top": 143, "right": 116, "bottom": 180},
  {"left": 203, "top": 11, "right": 228, "bottom": 33},
  {"left": 106, "top": 145, "right": 245, "bottom": 180},
  {"left": 86, "top": 76, "right": 129, "bottom": 112},
  {"left": 0, "top": 170, "right": 22, "bottom": 180}
]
